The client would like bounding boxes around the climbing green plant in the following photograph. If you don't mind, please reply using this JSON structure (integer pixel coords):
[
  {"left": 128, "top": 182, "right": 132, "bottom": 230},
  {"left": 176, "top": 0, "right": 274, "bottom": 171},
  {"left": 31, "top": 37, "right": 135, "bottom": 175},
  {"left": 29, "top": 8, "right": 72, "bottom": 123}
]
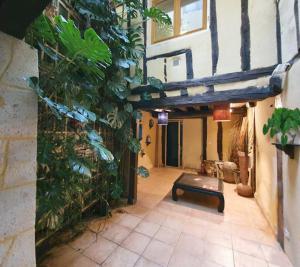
[{"left": 26, "top": 0, "right": 170, "bottom": 234}]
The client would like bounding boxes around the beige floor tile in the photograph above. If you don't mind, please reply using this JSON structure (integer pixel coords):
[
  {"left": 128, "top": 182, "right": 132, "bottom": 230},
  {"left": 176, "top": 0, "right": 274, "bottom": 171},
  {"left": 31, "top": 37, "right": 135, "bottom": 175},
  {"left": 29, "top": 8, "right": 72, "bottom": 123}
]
[
  {"left": 144, "top": 211, "right": 167, "bottom": 225},
  {"left": 102, "top": 246, "right": 139, "bottom": 267},
  {"left": 175, "top": 233, "right": 204, "bottom": 258},
  {"left": 69, "top": 255, "right": 100, "bottom": 267},
  {"left": 182, "top": 221, "right": 207, "bottom": 239},
  {"left": 101, "top": 223, "right": 131, "bottom": 244},
  {"left": 168, "top": 250, "right": 202, "bottom": 267},
  {"left": 69, "top": 230, "right": 96, "bottom": 251},
  {"left": 154, "top": 226, "right": 180, "bottom": 246},
  {"left": 205, "top": 230, "right": 232, "bottom": 249},
  {"left": 135, "top": 257, "right": 161, "bottom": 267},
  {"left": 204, "top": 242, "right": 234, "bottom": 267},
  {"left": 121, "top": 231, "right": 151, "bottom": 255},
  {"left": 143, "top": 239, "right": 174, "bottom": 267},
  {"left": 232, "top": 236, "right": 265, "bottom": 259},
  {"left": 83, "top": 236, "right": 117, "bottom": 264},
  {"left": 135, "top": 220, "right": 160, "bottom": 237},
  {"left": 200, "top": 260, "right": 224, "bottom": 267},
  {"left": 162, "top": 216, "right": 185, "bottom": 231},
  {"left": 118, "top": 214, "right": 143, "bottom": 229},
  {"left": 234, "top": 251, "right": 268, "bottom": 267},
  {"left": 261, "top": 245, "right": 293, "bottom": 266}
]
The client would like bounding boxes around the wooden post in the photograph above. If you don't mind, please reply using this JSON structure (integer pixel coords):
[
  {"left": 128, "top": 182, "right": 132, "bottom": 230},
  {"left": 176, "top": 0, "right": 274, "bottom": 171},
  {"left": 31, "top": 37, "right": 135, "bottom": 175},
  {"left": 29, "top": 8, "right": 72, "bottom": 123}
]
[
  {"left": 217, "top": 122, "right": 223, "bottom": 160},
  {"left": 277, "top": 149, "right": 284, "bottom": 249},
  {"left": 128, "top": 119, "right": 138, "bottom": 204},
  {"left": 202, "top": 118, "right": 207, "bottom": 160}
]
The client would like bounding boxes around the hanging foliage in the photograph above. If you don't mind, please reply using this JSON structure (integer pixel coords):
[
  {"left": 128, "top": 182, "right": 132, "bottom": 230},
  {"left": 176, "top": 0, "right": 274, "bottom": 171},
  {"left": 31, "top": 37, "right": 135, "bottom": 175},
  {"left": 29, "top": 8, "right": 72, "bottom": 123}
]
[{"left": 26, "top": 0, "right": 170, "bottom": 235}]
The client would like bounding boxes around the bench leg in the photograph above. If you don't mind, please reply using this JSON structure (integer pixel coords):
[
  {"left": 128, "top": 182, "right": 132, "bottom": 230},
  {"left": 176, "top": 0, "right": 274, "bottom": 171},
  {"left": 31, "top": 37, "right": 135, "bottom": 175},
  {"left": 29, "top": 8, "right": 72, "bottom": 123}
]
[
  {"left": 172, "top": 186, "right": 178, "bottom": 201},
  {"left": 218, "top": 194, "right": 225, "bottom": 213}
]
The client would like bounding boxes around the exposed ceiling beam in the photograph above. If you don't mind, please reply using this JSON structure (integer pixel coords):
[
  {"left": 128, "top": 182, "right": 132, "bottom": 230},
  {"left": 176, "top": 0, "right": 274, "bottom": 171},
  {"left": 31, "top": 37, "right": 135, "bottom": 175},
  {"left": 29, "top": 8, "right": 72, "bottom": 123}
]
[
  {"left": 132, "top": 86, "right": 281, "bottom": 110},
  {"left": 131, "top": 65, "right": 277, "bottom": 95}
]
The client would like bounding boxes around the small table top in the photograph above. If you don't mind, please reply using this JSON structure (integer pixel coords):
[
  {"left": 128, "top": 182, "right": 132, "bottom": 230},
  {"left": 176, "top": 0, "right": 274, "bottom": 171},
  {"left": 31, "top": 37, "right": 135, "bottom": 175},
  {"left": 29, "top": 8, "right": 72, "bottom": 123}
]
[{"left": 174, "top": 173, "right": 223, "bottom": 194}]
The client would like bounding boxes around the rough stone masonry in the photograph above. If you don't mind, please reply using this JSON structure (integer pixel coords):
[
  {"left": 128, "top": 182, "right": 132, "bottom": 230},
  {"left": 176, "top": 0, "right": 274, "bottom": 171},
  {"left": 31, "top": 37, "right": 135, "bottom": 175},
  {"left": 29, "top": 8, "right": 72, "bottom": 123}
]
[{"left": 0, "top": 31, "right": 38, "bottom": 267}]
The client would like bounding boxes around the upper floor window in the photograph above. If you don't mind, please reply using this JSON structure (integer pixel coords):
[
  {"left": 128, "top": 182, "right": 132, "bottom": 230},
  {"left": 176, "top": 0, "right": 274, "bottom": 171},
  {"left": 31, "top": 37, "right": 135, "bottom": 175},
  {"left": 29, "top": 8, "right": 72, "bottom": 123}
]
[{"left": 152, "top": 0, "right": 207, "bottom": 43}]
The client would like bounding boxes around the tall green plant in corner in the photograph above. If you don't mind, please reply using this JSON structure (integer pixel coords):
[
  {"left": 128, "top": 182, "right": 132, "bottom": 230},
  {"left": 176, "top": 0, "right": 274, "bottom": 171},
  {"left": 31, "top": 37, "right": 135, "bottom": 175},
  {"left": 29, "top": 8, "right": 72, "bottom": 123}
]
[{"left": 26, "top": 0, "right": 170, "bottom": 233}]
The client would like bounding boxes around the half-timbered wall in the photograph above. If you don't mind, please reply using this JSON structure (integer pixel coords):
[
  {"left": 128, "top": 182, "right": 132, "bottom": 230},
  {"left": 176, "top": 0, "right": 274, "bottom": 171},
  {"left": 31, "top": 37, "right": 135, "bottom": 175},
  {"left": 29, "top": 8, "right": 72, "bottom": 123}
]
[{"left": 145, "top": 0, "right": 277, "bottom": 82}]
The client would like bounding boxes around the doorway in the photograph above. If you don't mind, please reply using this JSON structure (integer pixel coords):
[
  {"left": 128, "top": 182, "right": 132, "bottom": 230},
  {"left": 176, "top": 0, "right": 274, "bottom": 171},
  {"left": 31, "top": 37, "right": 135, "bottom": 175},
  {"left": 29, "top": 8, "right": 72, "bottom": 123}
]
[{"left": 162, "top": 120, "right": 183, "bottom": 167}]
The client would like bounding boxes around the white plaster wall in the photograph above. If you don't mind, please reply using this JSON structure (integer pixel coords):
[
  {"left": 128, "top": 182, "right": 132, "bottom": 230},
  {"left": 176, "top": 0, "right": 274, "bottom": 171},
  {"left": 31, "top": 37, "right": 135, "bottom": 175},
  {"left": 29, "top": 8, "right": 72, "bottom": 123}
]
[
  {"left": 279, "top": 0, "right": 298, "bottom": 63},
  {"left": 146, "top": 0, "right": 278, "bottom": 83},
  {"left": 281, "top": 59, "right": 300, "bottom": 267},
  {"left": 249, "top": 0, "right": 277, "bottom": 68},
  {"left": 253, "top": 98, "right": 278, "bottom": 233},
  {"left": 216, "top": 0, "right": 242, "bottom": 74},
  {"left": 0, "top": 31, "right": 38, "bottom": 267}
]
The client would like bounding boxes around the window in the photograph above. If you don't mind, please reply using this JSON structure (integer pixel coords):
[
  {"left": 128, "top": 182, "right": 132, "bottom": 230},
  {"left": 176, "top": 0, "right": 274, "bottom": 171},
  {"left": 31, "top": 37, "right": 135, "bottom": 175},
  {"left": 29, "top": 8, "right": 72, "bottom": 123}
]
[{"left": 152, "top": 0, "right": 207, "bottom": 43}]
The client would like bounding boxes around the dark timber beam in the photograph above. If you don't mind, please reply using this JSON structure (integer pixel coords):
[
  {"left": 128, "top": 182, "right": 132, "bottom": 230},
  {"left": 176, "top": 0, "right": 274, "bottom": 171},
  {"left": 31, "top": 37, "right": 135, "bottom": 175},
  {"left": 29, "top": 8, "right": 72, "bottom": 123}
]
[
  {"left": 142, "top": 0, "right": 148, "bottom": 83},
  {"left": 132, "top": 86, "right": 281, "bottom": 110},
  {"left": 241, "top": 0, "right": 251, "bottom": 71},
  {"left": 210, "top": 0, "right": 219, "bottom": 74},
  {"left": 0, "top": 0, "right": 51, "bottom": 39},
  {"left": 147, "top": 49, "right": 191, "bottom": 61},
  {"left": 217, "top": 122, "right": 223, "bottom": 160},
  {"left": 128, "top": 119, "right": 138, "bottom": 204},
  {"left": 202, "top": 118, "right": 207, "bottom": 160},
  {"left": 276, "top": 0, "right": 282, "bottom": 64},
  {"left": 131, "top": 65, "right": 277, "bottom": 94}
]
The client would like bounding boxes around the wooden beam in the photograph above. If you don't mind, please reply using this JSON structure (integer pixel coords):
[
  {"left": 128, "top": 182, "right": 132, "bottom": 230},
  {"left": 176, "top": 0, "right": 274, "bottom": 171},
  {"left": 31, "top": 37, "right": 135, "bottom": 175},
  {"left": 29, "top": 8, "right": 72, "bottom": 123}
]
[
  {"left": 202, "top": 118, "right": 207, "bottom": 160},
  {"left": 241, "top": 0, "right": 251, "bottom": 71},
  {"left": 275, "top": 0, "right": 282, "bottom": 64},
  {"left": 168, "top": 110, "right": 212, "bottom": 119},
  {"left": 295, "top": 0, "right": 300, "bottom": 49},
  {"left": 146, "top": 48, "right": 191, "bottom": 61},
  {"left": 132, "top": 86, "right": 281, "bottom": 110},
  {"left": 128, "top": 119, "right": 138, "bottom": 204},
  {"left": 142, "top": 0, "right": 147, "bottom": 83},
  {"left": 0, "top": 0, "right": 51, "bottom": 39},
  {"left": 217, "top": 122, "right": 223, "bottom": 160},
  {"left": 210, "top": 0, "right": 219, "bottom": 74},
  {"left": 131, "top": 65, "right": 277, "bottom": 94},
  {"left": 277, "top": 149, "right": 284, "bottom": 249},
  {"left": 178, "top": 107, "right": 188, "bottom": 112}
]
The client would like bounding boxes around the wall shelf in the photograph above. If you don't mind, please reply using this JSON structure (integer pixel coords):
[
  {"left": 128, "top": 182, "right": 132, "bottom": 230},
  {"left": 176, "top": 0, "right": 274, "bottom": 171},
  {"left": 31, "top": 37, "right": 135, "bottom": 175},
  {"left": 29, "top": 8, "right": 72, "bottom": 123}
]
[{"left": 272, "top": 143, "right": 300, "bottom": 159}]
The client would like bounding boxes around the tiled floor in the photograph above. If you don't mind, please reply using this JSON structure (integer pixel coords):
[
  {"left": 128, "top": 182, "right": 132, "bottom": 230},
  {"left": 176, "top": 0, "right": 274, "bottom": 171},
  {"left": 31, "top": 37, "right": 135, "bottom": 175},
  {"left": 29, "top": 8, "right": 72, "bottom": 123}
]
[{"left": 40, "top": 168, "right": 293, "bottom": 267}]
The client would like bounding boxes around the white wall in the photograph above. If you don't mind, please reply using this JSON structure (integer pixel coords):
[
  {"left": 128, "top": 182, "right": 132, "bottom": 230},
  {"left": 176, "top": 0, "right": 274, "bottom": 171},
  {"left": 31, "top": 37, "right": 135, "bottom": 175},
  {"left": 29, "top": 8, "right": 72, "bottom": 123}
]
[
  {"left": 253, "top": 98, "right": 278, "bottom": 233},
  {"left": 146, "top": 0, "right": 277, "bottom": 82}
]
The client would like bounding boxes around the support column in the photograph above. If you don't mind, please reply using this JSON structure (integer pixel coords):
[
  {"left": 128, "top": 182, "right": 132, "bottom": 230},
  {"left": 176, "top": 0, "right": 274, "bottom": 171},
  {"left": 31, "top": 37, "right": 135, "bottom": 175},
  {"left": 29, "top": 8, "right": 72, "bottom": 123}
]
[{"left": 0, "top": 31, "right": 38, "bottom": 266}]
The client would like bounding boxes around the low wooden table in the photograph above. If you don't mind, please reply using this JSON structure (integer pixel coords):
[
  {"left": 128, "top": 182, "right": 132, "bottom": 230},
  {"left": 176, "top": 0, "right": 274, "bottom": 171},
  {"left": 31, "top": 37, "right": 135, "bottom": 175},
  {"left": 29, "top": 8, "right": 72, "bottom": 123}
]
[{"left": 172, "top": 173, "right": 225, "bottom": 212}]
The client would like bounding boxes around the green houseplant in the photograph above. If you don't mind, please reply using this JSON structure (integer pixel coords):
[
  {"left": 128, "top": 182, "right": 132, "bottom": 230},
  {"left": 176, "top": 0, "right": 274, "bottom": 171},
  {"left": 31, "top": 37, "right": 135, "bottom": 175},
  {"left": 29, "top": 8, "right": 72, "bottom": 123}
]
[{"left": 263, "top": 108, "right": 300, "bottom": 146}]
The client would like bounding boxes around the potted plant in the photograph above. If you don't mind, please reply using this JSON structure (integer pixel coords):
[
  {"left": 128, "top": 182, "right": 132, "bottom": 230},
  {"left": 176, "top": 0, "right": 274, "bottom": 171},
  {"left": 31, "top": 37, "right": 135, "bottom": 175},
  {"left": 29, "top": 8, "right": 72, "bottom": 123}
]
[{"left": 263, "top": 108, "right": 300, "bottom": 146}]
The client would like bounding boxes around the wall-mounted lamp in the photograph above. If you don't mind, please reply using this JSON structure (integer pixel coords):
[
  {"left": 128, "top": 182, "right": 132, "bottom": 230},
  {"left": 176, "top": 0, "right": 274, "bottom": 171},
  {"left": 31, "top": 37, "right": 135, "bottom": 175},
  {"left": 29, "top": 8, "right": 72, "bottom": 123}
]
[
  {"left": 146, "top": 135, "right": 151, "bottom": 146},
  {"left": 158, "top": 111, "right": 168, "bottom": 125},
  {"left": 213, "top": 104, "right": 231, "bottom": 122}
]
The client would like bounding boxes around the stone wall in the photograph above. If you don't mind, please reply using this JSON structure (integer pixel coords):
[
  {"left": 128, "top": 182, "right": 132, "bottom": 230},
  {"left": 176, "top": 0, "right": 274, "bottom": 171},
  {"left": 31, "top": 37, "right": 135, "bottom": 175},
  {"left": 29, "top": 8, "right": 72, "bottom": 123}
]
[{"left": 0, "top": 31, "right": 38, "bottom": 266}]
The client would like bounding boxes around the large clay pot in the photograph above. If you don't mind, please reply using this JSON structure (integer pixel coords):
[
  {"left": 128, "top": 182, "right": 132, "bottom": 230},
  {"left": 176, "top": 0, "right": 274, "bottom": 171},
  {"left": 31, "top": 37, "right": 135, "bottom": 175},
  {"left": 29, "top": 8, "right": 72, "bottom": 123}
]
[{"left": 238, "top": 151, "right": 249, "bottom": 185}]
